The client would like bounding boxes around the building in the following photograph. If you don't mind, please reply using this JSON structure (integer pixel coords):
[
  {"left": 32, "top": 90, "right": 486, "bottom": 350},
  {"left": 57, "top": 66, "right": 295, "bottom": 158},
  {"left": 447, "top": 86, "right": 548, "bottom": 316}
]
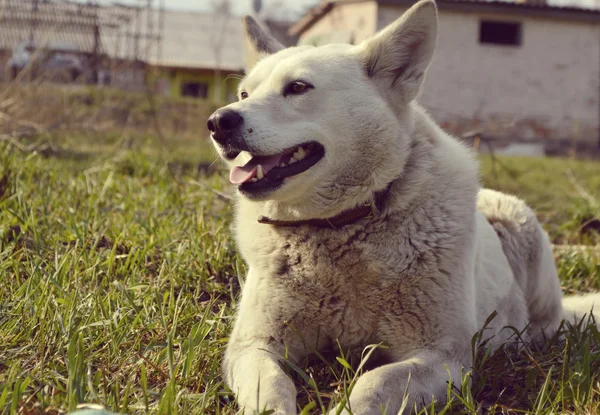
[
  {"left": 289, "top": 0, "right": 600, "bottom": 148},
  {"left": 0, "top": 1, "right": 297, "bottom": 103},
  {"left": 147, "top": 10, "right": 298, "bottom": 102},
  {"left": 145, "top": 10, "right": 244, "bottom": 102}
]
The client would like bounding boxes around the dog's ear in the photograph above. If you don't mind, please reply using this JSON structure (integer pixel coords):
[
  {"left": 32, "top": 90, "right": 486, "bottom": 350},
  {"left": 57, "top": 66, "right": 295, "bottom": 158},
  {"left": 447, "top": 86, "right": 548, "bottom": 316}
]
[
  {"left": 357, "top": 0, "right": 437, "bottom": 103},
  {"left": 242, "top": 15, "right": 285, "bottom": 71}
]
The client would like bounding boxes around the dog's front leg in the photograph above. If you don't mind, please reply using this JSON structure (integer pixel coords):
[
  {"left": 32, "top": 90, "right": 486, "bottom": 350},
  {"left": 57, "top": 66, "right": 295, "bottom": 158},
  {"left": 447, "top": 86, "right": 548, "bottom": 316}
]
[
  {"left": 330, "top": 349, "right": 467, "bottom": 415},
  {"left": 224, "top": 339, "right": 297, "bottom": 415},
  {"left": 223, "top": 269, "right": 300, "bottom": 415}
]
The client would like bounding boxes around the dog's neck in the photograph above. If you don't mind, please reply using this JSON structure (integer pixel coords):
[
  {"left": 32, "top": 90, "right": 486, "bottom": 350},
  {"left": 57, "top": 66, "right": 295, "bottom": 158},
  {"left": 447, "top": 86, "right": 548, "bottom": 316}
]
[{"left": 256, "top": 184, "right": 392, "bottom": 228}]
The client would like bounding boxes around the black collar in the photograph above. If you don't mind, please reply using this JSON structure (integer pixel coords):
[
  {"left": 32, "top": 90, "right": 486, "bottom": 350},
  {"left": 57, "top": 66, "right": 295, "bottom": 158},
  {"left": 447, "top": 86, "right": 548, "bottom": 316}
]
[{"left": 257, "top": 184, "right": 392, "bottom": 228}]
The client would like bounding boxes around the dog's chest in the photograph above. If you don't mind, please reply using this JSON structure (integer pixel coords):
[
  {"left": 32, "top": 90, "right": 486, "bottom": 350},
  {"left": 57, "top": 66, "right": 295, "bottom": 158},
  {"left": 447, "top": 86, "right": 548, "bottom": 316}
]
[
  {"left": 250, "top": 224, "right": 403, "bottom": 348},
  {"left": 239, "top": 207, "right": 456, "bottom": 353}
]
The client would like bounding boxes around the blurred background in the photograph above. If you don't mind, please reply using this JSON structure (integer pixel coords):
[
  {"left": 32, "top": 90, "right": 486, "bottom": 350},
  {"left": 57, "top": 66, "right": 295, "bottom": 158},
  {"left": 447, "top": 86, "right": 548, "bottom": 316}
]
[
  {"left": 0, "top": 0, "right": 313, "bottom": 165},
  {"left": 0, "top": 0, "right": 598, "bottom": 158}
]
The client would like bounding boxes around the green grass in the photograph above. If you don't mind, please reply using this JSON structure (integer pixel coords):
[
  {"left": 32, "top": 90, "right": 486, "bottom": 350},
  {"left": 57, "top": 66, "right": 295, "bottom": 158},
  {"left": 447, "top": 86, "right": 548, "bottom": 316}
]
[
  {"left": 1, "top": 120, "right": 599, "bottom": 414},
  {"left": 480, "top": 156, "right": 600, "bottom": 246}
]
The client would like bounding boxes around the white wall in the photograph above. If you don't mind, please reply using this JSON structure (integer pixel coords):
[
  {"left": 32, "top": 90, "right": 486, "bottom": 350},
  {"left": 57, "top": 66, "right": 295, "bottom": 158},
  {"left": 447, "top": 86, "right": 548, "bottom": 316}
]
[{"left": 379, "top": 5, "right": 600, "bottom": 143}]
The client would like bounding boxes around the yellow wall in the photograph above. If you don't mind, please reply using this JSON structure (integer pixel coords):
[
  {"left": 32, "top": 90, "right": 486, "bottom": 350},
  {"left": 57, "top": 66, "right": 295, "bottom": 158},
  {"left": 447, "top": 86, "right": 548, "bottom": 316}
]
[
  {"left": 150, "top": 67, "right": 242, "bottom": 102},
  {"left": 298, "top": 1, "right": 378, "bottom": 46}
]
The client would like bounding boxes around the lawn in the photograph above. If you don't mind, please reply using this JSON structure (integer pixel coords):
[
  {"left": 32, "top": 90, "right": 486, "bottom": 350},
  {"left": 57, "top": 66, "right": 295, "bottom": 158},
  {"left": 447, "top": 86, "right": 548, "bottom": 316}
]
[{"left": 0, "top": 87, "right": 599, "bottom": 414}]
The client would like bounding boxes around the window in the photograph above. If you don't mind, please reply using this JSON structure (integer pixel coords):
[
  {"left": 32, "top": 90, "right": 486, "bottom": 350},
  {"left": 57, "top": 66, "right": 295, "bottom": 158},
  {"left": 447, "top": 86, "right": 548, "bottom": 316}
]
[
  {"left": 479, "top": 20, "right": 522, "bottom": 46},
  {"left": 181, "top": 82, "right": 208, "bottom": 98}
]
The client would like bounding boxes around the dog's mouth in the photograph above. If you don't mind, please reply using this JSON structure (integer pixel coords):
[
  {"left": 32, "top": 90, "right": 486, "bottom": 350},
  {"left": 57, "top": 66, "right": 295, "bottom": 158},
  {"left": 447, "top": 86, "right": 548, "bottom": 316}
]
[{"left": 229, "top": 142, "right": 325, "bottom": 194}]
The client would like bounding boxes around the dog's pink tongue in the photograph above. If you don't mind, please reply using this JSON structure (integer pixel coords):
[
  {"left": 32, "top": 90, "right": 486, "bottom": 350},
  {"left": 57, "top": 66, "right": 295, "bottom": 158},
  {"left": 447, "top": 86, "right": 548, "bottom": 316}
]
[
  {"left": 229, "top": 154, "right": 282, "bottom": 184},
  {"left": 229, "top": 164, "right": 257, "bottom": 184}
]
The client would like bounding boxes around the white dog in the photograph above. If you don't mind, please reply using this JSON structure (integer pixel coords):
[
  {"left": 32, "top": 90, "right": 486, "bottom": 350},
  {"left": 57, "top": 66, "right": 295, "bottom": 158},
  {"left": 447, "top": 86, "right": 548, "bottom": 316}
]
[{"left": 206, "top": 1, "right": 599, "bottom": 413}]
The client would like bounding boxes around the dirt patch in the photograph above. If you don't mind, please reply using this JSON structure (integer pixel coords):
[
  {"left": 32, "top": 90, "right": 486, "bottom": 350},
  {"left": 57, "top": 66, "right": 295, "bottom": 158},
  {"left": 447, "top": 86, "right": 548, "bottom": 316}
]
[
  {"left": 3, "top": 224, "right": 22, "bottom": 243},
  {"left": 0, "top": 166, "right": 13, "bottom": 200},
  {"left": 581, "top": 217, "right": 600, "bottom": 236},
  {"left": 62, "top": 235, "right": 129, "bottom": 255}
]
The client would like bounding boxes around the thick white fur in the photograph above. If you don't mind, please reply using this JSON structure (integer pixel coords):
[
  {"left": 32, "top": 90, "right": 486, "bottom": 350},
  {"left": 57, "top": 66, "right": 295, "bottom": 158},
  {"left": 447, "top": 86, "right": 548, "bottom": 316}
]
[{"left": 212, "top": 2, "right": 600, "bottom": 414}]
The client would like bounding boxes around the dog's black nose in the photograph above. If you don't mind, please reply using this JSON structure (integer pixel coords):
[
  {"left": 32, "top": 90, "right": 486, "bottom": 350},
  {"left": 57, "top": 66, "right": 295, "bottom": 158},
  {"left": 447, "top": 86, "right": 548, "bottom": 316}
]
[{"left": 207, "top": 109, "right": 244, "bottom": 145}]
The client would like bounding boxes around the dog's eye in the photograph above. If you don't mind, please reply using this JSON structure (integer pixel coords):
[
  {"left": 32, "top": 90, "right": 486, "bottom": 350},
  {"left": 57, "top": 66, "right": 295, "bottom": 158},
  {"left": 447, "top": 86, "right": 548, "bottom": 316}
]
[
  {"left": 284, "top": 81, "right": 313, "bottom": 97},
  {"left": 240, "top": 91, "right": 248, "bottom": 100},
  {"left": 290, "top": 82, "right": 307, "bottom": 94}
]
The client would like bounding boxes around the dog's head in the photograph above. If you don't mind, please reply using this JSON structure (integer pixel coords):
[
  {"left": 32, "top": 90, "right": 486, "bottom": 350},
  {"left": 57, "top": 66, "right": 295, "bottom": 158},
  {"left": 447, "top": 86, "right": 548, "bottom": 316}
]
[{"left": 208, "top": 0, "right": 437, "bottom": 219}]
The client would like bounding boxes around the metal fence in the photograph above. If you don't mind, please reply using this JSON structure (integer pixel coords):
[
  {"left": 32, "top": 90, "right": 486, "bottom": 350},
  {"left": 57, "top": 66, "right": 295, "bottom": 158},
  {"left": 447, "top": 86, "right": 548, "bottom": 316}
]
[{"left": 0, "top": 0, "right": 164, "bottom": 88}]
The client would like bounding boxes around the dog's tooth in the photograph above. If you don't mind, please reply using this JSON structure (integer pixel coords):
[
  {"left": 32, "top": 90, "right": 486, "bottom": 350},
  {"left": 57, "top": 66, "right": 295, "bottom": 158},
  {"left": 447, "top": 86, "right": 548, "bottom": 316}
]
[
  {"left": 280, "top": 163, "right": 286, "bottom": 168},
  {"left": 256, "top": 164, "right": 264, "bottom": 180},
  {"left": 250, "top": 177, "right": 258, "bottom": 182},
  {"left": 295, "top": 147, "right": 306, "bottom": 160},
  {"left": 289, "top": 157, "right": 297, "bottom": 164}
]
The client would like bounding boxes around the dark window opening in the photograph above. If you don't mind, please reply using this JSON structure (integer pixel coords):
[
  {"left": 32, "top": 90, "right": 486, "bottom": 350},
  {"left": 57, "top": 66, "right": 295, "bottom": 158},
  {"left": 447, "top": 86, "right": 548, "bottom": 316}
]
[
  {"left": 181, "top": 82, "right": 208, "bottom": 98},
  {"left": 479, "top": 20, "right": 522, "bottom": 46}
]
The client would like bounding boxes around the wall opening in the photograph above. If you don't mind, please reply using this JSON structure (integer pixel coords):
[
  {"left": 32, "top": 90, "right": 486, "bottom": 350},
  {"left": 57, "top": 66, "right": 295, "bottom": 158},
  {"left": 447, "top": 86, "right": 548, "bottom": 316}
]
[
  {"left": 181, "top": 82, "right": 208, "bottom": 98},
  {"left": 479, "top": 20, "right": 522, "bottom": 46}
]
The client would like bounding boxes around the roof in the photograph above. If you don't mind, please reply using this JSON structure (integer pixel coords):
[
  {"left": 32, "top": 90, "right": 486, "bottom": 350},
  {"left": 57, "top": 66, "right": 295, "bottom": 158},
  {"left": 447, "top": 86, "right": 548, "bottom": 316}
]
[
  {"left": 147, "top": 10, "right": 244, "bottom": 71},
  {"left": 289, "top": 0, "right": 600, "bottom": 36},
  {"left": 149, "top": 11, "right": 297, "bottom": 71}
]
